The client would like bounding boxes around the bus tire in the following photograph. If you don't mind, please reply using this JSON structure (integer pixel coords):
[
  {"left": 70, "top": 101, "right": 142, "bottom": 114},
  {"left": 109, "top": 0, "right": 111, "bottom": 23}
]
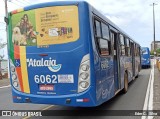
[
  {"left": 135, "top": 65, "right": 140, "bottom": 78},
  {"left": 135, "top": 73, "right": 139, "bottom": 78},
  {"left": 123, "top": 72, "right": 128, "bottom": 93}
]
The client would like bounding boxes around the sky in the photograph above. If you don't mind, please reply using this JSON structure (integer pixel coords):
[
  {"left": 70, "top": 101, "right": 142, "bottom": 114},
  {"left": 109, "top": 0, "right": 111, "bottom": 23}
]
[{"left": 0, "top": 0, "right": 160, "bottom": 59}]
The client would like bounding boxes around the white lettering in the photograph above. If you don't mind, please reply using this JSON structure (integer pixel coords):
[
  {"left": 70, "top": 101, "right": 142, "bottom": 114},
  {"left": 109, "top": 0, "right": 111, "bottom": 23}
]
[
  {"left": 28, "top": 59, "right": 34, "bottom": 67},
  {"left": 27, "top": 57, "right": 57, "bottom": 67},
  {"left": 34, "top": 75, "right": 57, "bottom": 84},
  {"left": 37, "top": 60, "right": 42, "bottom": 66},
  {"left": 44, "top": 60, "right": 49, "bottom": 66}
]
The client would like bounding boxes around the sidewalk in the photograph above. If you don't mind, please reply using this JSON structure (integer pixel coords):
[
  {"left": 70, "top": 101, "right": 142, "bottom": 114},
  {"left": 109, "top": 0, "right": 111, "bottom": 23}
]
[
  {"left": 153, "top": 65, "right": 160, "bottom": 118},
  {"left": 0, "top": 78, "right": 10, "bottom": 87}
]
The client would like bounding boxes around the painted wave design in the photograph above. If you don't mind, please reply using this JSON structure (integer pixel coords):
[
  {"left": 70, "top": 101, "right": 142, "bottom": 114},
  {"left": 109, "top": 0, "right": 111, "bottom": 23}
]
[{"left": 48, "top": 64, "right": 62, "bottom": 72}]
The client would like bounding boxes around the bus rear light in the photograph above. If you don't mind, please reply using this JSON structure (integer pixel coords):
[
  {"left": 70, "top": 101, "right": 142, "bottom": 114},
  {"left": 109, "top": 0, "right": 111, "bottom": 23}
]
[
  {"left": 83, "top": 98, "right": 90, "bottom": 102},
  {"left": 10, "top": 59, "right": 21, "bottom": 91},
  {"left": 76, "top": 98, "right": 90, "bottom": 102},
  {"left": 78, "top": 54, "right": 90, "bottom": 93},
  {"left": 12, "top": 74, "right": 17, "bottom": 80},
  {"left": 11, "top": 66, "right": 15, "bottom": 72},
  {"left": 13, "top": 81, "right": 19, "bottom": 88},
  {"left": 81, "top": 64, "right": 89, "bottom": 71},
  {"left": 13, "top": 96, "right": 22, "bottom": 100},
  {"left": 79, "top": 81, "right": 89, "bottom": 88},
  {"left": 80, "top": 72, "right": 89, "bottom": 80}
]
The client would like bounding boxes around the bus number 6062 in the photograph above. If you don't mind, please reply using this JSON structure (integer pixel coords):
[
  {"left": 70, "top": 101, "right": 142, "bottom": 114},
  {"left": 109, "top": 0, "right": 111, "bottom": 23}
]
[{"left": 34, "top": 75, "right": 57, "bottom": 84}]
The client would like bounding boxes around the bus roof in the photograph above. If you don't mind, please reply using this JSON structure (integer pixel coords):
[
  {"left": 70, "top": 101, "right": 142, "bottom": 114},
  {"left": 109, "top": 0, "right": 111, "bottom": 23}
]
[
  {"left": 141, "top": 47, "right": 149, "bottom": 49},
  {"left": 10, "top": 1, "right": 86, "bottom": 14}
]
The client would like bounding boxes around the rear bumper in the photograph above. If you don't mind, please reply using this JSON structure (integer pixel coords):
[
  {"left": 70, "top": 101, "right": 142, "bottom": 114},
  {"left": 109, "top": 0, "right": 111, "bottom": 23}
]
[
  {"left": 141, "top": 60, "right": 150, "bottom": 66},
  {"left": 11, "top": 87, "right": 97, "bottom": 107}
]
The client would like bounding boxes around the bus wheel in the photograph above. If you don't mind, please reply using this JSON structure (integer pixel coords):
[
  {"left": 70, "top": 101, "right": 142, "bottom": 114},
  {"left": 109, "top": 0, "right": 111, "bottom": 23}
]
[
  {"left": 135, "top": 74, "right": 139, "bottom": 78},
  {"left": 123, "top": 72, "right": 128, "bottom": 93}
]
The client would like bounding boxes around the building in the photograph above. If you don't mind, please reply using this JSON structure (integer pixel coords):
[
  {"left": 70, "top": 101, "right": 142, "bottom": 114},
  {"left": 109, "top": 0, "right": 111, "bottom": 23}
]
[
  {"left": 0, "top": 60, "right": 8, "bottom": 79},
  {"left": 151, "top": 41, "right": 160, "bottom": 51}
]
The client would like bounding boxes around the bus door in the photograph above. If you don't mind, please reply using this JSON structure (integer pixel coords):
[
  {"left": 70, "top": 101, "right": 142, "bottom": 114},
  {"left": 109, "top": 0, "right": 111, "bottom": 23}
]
[
  {"left": 110, "top": 31, "right": 120, "bottom": 93},
  {"left": 131, "top": 42, "right": 135, "bottom": 78}
]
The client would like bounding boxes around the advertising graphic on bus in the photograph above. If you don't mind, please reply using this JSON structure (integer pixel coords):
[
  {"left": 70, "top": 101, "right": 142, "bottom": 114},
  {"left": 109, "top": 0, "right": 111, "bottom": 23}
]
[{"left": 8, "top": 1, "right": 141, "bottom": 107}]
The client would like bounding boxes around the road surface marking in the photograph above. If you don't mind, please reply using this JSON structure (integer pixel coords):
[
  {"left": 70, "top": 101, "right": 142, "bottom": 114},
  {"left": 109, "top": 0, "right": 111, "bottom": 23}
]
[
  {"left": 141, "top": 59, "right": 154, "bottom": 119},
  {"left": 42, "top": 105, "right": 54, "bottom": 110},
  {"left": 23, "top": 115, "right": 31, "bottom": 119},
  {"left": 23, "top": 105, "right": 54, "bottom": 119},
  {"left": 0, "top": 85, "right": 11, "bottom": 89}
]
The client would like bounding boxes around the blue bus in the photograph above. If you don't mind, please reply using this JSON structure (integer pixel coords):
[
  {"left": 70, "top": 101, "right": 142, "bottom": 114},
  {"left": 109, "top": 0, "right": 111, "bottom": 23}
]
[
  {"left": 141, "top": 47, "right": 151, "bottom": 68},
  {"left": 8, "top": 1, "right": 141, "bottom": 107}
]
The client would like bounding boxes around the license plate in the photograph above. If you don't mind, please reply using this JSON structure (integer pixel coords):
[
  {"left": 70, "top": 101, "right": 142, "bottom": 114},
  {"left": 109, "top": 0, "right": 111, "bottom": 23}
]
[
  {"left": 58, "top": 75, "right": 74, "bottom": 83},
  {"left": 39, "top": 85, "right": 54, "bottom": 91}
]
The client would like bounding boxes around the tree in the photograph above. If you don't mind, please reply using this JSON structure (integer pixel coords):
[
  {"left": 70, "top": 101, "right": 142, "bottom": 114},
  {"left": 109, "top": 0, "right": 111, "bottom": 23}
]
[
  {"left": 156, "top": 48, "right": 160, "bottom": 56},
  {"left": 0, "top": 40, "right": 7, "bottom": 60},
  {"left": 150, "top": 50, "right": 154, "bottom": 55},
  {"left": 0, "top": 39, "right": 7, "bottom": 79},
  {"left": 0, "top": 43, "right": 7, "bottom": 49}
]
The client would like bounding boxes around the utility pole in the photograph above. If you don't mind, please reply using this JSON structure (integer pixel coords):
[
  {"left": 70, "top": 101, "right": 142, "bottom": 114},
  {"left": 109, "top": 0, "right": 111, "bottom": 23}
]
[
  {"left": 4, "top": 0, "right": 9, "bottom": 79},
  {"left": 4, "top": 0, "right": 8, "bottom": 38},
  {"left": 0, "top": 0, "right": 8, "bottom": 79},
  {"left": 151, "top": 3, "right": 157, "bottom": 56}
]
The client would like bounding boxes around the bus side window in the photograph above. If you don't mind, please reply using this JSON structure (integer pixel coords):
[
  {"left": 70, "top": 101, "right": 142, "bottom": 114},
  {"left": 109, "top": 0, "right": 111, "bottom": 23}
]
[
  {"left": 119, "top": 34, "right": 125, "bottom": 56},
  {"left": 126, "top": 38, "right": 131, "bottom": 56},
  {"left": 98, "top": 38, "right": 109, "bottom": 56},
  {"left": 101, "top": 23, "right": 111, "bottom": 55},
  {"left": 95, "top": 20, "right": 101, "bottom": 37},
  {"left": 137, "top": 46, "right": 140, "bottom": 56},
  {"left": 94, "top": 19, "right": 111, "bottom": 56},
  {"left": 135, "top": 44, "right": 138, "bottom": 56},
  {"left": 101, "top": 23, "right": 109, "bottom": 40}
]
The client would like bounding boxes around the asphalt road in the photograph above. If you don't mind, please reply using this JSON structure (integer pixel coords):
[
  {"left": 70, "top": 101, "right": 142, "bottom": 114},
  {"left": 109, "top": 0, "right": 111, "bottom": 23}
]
[
  {"left": 31, "top": 68, "right": 151, "bottom": 119},
  {"left": 0, "top": 87, "right": 48, "bottom": 119},
  {"left": 0, "top": 68, "right": 151, "bottom": 119},
  {"left": 0, "top": 87, "right": 48, "bottom": 110}
]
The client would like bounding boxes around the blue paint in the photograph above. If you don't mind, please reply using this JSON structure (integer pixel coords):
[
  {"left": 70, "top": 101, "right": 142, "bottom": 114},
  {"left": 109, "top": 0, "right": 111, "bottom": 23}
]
[
  {"left": 141, "top": 47, "right": 151, "bottom": 67},
  {"left": 9, "top": 1, "right": 141, "bottom": 107}
]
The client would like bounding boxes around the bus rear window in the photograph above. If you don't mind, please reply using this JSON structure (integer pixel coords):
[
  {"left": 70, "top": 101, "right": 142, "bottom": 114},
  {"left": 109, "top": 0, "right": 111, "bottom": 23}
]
[
  {"left": 142, "top": 49, "right": 148, "bottom": 54},
  {"left": 11, "top": 5, "right": 79, "bottom": 46}
]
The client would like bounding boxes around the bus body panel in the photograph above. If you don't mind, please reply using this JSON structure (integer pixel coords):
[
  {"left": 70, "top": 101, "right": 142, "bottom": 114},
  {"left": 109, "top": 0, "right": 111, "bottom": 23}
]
[
  {"left": 119, "top": 56, "right": 133, "bottom": 89},
  {"left": 9, "top": 1, "right": 97, "bottom": 107},
  {"left": 135, "top": 46, "right": 141, "bottom": 76},
  {"left": 11, "top": 86, "right": 97, "bottom": 107},
  {"left": 94, "top": 54, "right": 115, "bottom": 105},
  {"left": 124, "top": 57, "right": 133, "bottom": 83},
  {"left": 90, "top": 8, "right": 115, "bottom": 105},
  {"left": 135, "top": 56, "right": 141, "bottom": 74},
  {"left": 26, "top": 46, "right": 85, "bottom": 95},
  {"left": 141, "top": 47, "right": 150, "bottom": 67}
]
